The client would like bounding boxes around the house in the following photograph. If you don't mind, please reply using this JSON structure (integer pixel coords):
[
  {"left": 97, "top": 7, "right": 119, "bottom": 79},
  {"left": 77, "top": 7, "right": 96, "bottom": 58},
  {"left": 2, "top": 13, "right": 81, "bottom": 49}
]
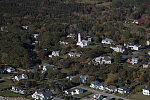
[
  {"left": 21, "top": 26, "right": 29, "bottom": 30},
  {"left": 4, "top": 66, "right": 15, "bottom": 73},
  {"left": 143, "top": 86, "right": 150, "bottom": 96},
  {"left": 43, "top": 63, "right": 56, "bottom": 72},
  {"left": 101, "top": 38, "right": 113, "bottom": 45},
  {"left": 90, "top": 81, "right": 100, "bottom": 89},
  {"left": 93, "top": 94, "right": 104, "bottom": 100},
  {"left": 146, "top": 40, "right": 150, "bottom": 46},
  {"left": 33, "top": 33, "right": 39, "bottom": 39},
  {"left": 49, "top": 51, "right": 60, "bottom": 58},
  {"left": 32, "top": 90, "right": 53, "bottom": 100},
  {"left": 11, "top": 86, "right": 27, "bottom": 94},
  {"left": 110, "top": 45, "right": 125, "bottom": 53},
  {"left": 143, "top": 62, "right": 150, "bottom": 68},
  {"left": 64, "top": 90, "right": 71, "bottom": 95},
  {"left": 129, "top": 45, "right": 141, "bottom": 51},
  {"left": 92, "top": 56, "right": 111, "bottom": 65},
  {"left": 68, "top": 52, "right": 81, "bottom": 58},
  {"left": 67, "top": 33, "right": 76, "bottom": 39},
  {"left": 102, "top": 96, "right": 112, "bottom": 100},
  {"left": 99, "top": 84, "right": 107, "bottom": 91},
  {"left": 66, "top": 76, "right": 73, "bottom": 81},
  {"left": 117, "top": 87, "right": 129, "bottom": 94},
  {"left": 86, "top": 36, "right": 92, "bottom": 42},
  {"left": 128, "top": 58, "right": 139, "bottom": 65},
  {"left": 148, "top": 51, "right": 150, "bottom": 56},
  {"left": 132, "top": 20, "right": 139, "bottom": 24},
  {"left": 76, "top": 33, "right": 90, "bottom": 47},
  {"left": 71, "top": 88, "right": 84, "bottom": 95},
  {"left": 14, "top": 74, "right": 28, "bottom": 81},
  {"left": 106, "top": 86, "right": 117, "bottom": 93},
  {"left": 80, "top": 75, "right": 88, "bottom": 83},
  {"left": 59, "top": 41, "right": 69, "bottom": 45},
  {"left": 124, "top": 42, "right": 132, "bottom": 48}
]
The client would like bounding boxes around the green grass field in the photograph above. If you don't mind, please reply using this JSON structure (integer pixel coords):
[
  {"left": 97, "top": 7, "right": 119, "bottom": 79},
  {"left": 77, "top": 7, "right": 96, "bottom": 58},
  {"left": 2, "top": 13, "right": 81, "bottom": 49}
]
[{"left": 0, "top": 91, "right": 22, "bottom": 97}]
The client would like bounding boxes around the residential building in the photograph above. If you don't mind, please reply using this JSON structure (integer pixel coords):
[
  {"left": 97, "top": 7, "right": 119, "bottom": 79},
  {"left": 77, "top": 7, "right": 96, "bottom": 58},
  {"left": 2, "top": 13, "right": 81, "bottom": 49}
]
[
  {"left": 67, "top": 33, "right": 75, "bottom": 39},
  {"left": 4, "top": 66, "right": 15, "bottom": 73},
  {"left": 33, "top": 33, "right": 39, "bottom": 39},
  {"left": 146, "top": 40, "right": 150, "bottom": 46},
  {"left": 143, "top": 62, "right": 150, "bottom": 68},
  {"left": 143, "top": 86, "right": 150, "bottom": 96},
  {"left": 129, "top": 45, "right": 141, "bottom": 51},
  {"left": 101, "top": 38, "right": 113, "bottom": 45},
  {"left": 92, "top": 56, "right": 111, "bottom": 65},
  {"left": 90, "top": 81, "right": 100, "bottom": 89},
  {"left": 80, "top": 75, "right": 88, "bottom": 84},
  {"left": 43, "top": 63, "right": 56, "bottom": 72},
  {"left": 110, "top": 45, "right": 125, "bottom": 53},
  {"left": 128, "top": 58, "right": 139, "bottom": 65},
  {"left": 14, "top": 74, "right": 28, "bottom": 81},
  {"left": 148, "top": 51, "right": 150, "bottom": 56},
  {"left": 117, "top": 87, "right": 129, "bottom": 94},
  {"left": 76, "top": 33, "right": 90, "bottom": 47},
  {"left": 11, "top": 86, "right": 27, "bottom": 94},
  {"left": 49, "top": 51, "right": 60, "bottom": 58},
  {"left": 68, "top": 52, "right": 81, "bottom": 58},
  {"left": 106, "top": 86, "right": 117, "bottom": 93},
  {"left": 99, "top": 84, "right": 107, "bottom": 91},
  {"left": 66, "top": 76, "right": 73, "bottom": 81},
  {"left": 93, "top": 94, "right": 104, "bottom": 100},
  {"left": 21, "top": 26, "right": 29, "bottom": 30},
  {"left": 32, "top": 90, "right": 53, "bottom": 100},
  {"left": 71, "top": 88, "right": 84, "bottom": 95}
]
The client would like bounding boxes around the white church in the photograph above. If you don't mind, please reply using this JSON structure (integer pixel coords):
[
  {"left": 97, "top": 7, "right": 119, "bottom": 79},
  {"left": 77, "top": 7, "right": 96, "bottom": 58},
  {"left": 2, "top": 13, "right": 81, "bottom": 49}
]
[{"left": 76, "top": 33, "right": 90, "bottom": 47}]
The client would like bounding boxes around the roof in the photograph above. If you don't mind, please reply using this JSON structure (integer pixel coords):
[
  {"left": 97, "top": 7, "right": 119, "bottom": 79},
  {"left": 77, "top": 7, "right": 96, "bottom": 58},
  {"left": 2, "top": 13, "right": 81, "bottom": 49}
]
[
  {"left": 36, "top": 90, "right": 53, "bottom": 97},
  {"left": 144, "top": 86, "right": 150, "bottom": 90}
]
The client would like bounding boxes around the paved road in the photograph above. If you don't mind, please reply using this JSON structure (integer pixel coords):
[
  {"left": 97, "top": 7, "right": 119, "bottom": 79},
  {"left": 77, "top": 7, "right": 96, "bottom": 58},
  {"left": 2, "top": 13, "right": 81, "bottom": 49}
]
[{"left": 76, "top": 85, "right": 129, "bottom": 100}]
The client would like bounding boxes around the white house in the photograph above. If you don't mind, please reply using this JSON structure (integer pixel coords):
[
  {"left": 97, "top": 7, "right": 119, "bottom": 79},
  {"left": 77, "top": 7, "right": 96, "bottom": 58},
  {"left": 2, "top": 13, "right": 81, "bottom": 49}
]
[
  {"left": 129, "top": 45, "right": 141, "bottom": 51},
  {"left": 106, "top": 86, "right": 117, "bottom": 93},
  {"left": 71, "top": 88, "right": 84, "bottom": 95},
  {"left": 68, "top": 52, "right": 81, "bottom": 58},
  {"left": 110, "top": 45, "right": 125, "bottom": 53},
  {"left": 33, "top": 33, "right": 39, "bottom": 39},
  {"left": 21, "top": 26, "right": 29, "bottom": 30},
  {"left": 43, "top": 63, "right": 56, "bottom": 72},
  {"left": 80, "top": 75, "right": 88, "bottom": 83},
  {"left": 90, "top": 81, "right": 100, "bottom": 89},
  {"left": 67, "top": 33, "right": 75, "bottom": 39},
  {"left": 99, "top": 84, "right": 107, "bottom": 91},
  {"left": 146, "top": 40, "right": 150, "bottom": 46},
  {"left": 76, "top": 33, "right": 90, "bottom": 47},
  {"left": 117, "top": 87, "right": 129, "bottom": 94},
  {"left": 11, "top": 86, "right": 27, "bottom": 94},
  {"left": 4, "top": 66, "right": 15, "bottom": 73},
  {"left": 132, "top": 20, "right": 139, "bottom": 24},
  {"left": 32, "top": 90, "right": 53, "bottom": 100},
  {"left": 143, "top": 62, "right": 150, "bottom": 68},
  {"left": 59, "top": 41, "right": 69, "bottom": 45},
  {"left": 93, "top": 94, "right": 104, "bottom": 100},
  {"left": 92, "top": 56, "right": 111, "bottom": 65},
  {"left": 66, "top": 76, "right": 73, "bottom": 81},
  {"left": 148, "top": 51, "right": 150, "bottom": 56},
  {"left": 14, "top": 74, "right": 28, "bottom": 81},
  {"left": 49, "top": 51, "right": 60, "bottom": 58},
  {"left": 143, "top": 86, "right": 150, "bottom": 96},
  {"left": 128, "top": 58, "right": 139, "bottom": 65},
  {"left": 101, "top": 38, "right": 113, "bottom": 45}
]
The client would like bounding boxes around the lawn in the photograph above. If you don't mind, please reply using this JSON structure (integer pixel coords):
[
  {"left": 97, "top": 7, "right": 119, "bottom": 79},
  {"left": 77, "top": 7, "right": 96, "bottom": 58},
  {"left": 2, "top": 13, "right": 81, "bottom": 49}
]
[
  {"left": 0, "top": 79, "right": 13, "bottom": 90},
  {"left": 76, "top": 91, "right": 92, "bottom": 98},
  {"left": 0, "top": 91, "right": 22, "bottom": 97},
  {"left": 128, "top": 92, "right": 150, "bottom": 100}
]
